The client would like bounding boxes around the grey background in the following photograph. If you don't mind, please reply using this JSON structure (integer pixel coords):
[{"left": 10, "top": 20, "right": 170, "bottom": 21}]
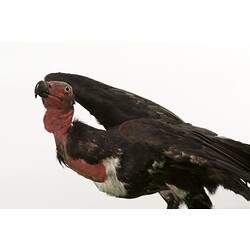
[{"left": 1, "top": 43, "right": 250, "bottom": 208}]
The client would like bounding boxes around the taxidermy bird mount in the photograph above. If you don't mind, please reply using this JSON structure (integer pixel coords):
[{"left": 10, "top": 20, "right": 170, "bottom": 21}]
[{"left": 35, "top": 74, "right": 250, "bottom": 208}]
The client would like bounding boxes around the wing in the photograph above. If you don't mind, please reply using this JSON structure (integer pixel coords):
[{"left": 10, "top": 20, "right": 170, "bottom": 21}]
[
  {"left": 45, "top": 72, "right": 183, "bottom": 128},
  {"left": 118, "top": 118, "right": 250, "bottom": 200}
]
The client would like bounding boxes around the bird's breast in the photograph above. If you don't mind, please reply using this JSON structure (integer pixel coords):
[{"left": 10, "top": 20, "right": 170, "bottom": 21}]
[
  {"left": 94, "top": 157, "right": 127, "bottom": 197},
  {"left": 55, "top": 135, "right": 107, "bottom": 182}
]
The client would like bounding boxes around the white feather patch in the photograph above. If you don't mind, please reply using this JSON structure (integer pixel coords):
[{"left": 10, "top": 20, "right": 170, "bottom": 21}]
[{"left": 94, "top": 157, "right": 127, "bottom": 197}]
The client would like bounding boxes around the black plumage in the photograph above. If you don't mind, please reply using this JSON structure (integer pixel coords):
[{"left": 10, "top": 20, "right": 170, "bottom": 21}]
[
  {"left": 45, "top": 73, "right": 183, "bottom": 127},
  {"left": 62, "top": 118, "right": 250, "bottom": 208},
  {"left": 44, "top": 72, "right": 185, "bottom": 207},
  {"left": 42, "top": 73, "right": 250, "bottom": 208}
]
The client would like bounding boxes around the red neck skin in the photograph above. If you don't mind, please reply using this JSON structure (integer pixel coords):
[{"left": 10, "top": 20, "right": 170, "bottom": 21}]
[
  {"left": 44, "top": 107, "right": 74, "bottom": 138},
  {"left": 43, "top": 107, "right": 106, "bottom": 182}
]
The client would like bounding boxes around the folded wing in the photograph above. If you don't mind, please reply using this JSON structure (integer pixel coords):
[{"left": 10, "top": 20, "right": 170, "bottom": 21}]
[{"left": 119, "top": 118, "right": 250, "bottom": 200}]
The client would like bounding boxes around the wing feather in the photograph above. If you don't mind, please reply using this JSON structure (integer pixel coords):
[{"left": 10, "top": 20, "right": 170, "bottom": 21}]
[
  {"left": 118, "top": 118, "right": 250, "bottom": 199},
  {"left": 45, "top": 72, "right": 183, "bottom": 127}
]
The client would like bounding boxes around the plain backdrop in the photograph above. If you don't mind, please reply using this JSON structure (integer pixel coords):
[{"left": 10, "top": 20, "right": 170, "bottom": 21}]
[
  {"left": 1, "top": 1, "right": 250, "bottom": 249},
  {"left": 0, "top": 42, "right": 250, "bottom": 208}
]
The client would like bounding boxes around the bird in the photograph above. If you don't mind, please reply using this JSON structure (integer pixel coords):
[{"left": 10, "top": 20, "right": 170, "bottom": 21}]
[
  {"left": 35, "top": 79, "right": 250, "bottom": 208},
  {"left": 44, "top": 72, "right": 185, "bottom": 208}
]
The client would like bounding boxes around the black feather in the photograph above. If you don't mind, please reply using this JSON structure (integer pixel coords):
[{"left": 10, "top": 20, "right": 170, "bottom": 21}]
[
  {"left": 44, "top": 72, "right": 250, "bottom": 208},
  {"left": 45, "top": 72, "right": 183, "bottom": 128}
]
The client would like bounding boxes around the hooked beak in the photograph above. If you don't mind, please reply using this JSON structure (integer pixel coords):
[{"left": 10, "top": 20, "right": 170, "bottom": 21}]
[{"left": 35, "top": 81, "right": 49, "bottom": 98}]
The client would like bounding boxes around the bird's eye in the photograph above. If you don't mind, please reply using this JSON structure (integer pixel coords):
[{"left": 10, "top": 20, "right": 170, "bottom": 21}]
[
  {"left": 48, "top": 83, "right": 52, "bottom": 88},
  {"left": 64, "top": 86, "right": 70, "bottom": 93}
]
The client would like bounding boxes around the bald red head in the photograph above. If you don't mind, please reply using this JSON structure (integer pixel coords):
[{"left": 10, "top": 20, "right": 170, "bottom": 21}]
[
  {"left": 35, "top": 80, "right": 75, "bottom": 135},
  {"left": 41, "top": 81, "right": 75, "bottom": 110}
]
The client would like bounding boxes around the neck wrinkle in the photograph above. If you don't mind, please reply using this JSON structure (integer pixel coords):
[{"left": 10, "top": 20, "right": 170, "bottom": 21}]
[{"left": 44, "top": 107, "right": 74, "bottom": 137}]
